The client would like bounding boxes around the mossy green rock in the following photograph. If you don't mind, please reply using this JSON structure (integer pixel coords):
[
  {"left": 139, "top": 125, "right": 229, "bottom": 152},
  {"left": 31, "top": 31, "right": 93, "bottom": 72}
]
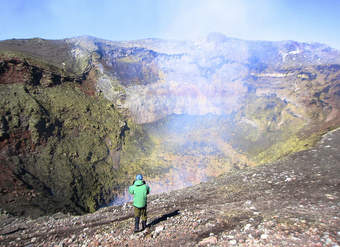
[{"left": 0, "top": 82, "right": 130, "bottom": 214}]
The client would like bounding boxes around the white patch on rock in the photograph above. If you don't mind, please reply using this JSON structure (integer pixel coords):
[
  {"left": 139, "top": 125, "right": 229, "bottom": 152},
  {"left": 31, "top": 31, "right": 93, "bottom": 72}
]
[
  {"left": 261, "top": 233, "right": 268, "bottom": 239},
  {"left": 229, "top": 239, "right": 237, "bottom": 245},
  {"left": 155, "top": 225, "right": 164, "bottom": 234},
  {"left": 198, "top": 236, "right": 218, "bottom": 246}
]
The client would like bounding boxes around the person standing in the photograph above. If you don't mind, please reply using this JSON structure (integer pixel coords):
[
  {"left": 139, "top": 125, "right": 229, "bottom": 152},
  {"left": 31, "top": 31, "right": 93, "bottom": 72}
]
[{"left": 129, "top": 174, "right": 150, "bottom": 233}]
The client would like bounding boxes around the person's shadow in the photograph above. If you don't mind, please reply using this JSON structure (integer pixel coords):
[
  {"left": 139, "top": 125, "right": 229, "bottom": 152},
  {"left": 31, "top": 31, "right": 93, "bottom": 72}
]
[{"left": 147, "top": 209, "right": 180, "bottom": 227}]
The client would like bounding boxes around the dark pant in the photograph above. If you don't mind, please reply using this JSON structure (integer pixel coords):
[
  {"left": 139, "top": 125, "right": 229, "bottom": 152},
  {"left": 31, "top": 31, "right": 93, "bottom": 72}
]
[{"left": 134, "top": 206, "right": 147, "bottom": 221}]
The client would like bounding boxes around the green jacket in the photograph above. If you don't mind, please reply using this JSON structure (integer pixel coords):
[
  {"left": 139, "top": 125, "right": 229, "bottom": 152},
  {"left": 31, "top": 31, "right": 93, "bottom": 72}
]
[{"left": 129, "top": 180, "right": 150, "bottom": 208}]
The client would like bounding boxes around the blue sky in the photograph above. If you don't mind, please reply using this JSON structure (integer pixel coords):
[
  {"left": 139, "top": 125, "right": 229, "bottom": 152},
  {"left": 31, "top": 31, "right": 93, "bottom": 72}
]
[{"left": 1, "top": 0, "right": 340, "bottom": 49}]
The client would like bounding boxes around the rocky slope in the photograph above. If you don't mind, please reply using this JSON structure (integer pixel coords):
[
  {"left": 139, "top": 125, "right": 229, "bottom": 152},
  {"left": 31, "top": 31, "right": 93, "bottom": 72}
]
[
  {"left": 0, "top": 34, "right": 340, "bottom": 216},
  {"left": 0, "top": 128, "right": 339, "bottom": 246},
  {"left": 0, "top": 40, "right": 146, "bottom": 216}
]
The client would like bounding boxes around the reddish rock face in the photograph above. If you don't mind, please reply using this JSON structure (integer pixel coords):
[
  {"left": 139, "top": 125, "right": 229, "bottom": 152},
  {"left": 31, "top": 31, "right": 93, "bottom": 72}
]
[
  {"left": 0, "top": 56, "right": 80, "bottom": 87},
  {"left": 78, "top": 68, "right": 98, "bottom": 96},
  {"left": 0, "top": 161, "right": 38, "bottom": 216},
  {"left": 0, "top": 129, "right": 34, "bottom": 156},
  {"left": 0, "top": 127, "right": 40, "bottom": 216},
  {"left": 0, "top": 58, "right": 33, "bottom": 84}
]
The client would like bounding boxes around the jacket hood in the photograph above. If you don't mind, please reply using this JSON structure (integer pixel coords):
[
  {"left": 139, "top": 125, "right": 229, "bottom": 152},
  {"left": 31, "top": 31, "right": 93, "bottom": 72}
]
[{"left": 134, "top": 180, "right": 145, "bottom": 186}]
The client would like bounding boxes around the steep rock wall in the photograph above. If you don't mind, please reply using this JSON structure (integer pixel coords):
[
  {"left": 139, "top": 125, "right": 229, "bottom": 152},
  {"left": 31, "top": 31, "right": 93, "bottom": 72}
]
[{"left": 0, "top": 51, "right": 145, "bottom": 216}]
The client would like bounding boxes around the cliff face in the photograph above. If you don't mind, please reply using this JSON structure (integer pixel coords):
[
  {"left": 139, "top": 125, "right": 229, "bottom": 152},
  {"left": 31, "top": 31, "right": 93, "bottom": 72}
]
[
  {"left": 85, "top": 34, "right": 340, "bottom": 122},
  {"left": 84, "top": 34, "right": 340, "bottom": 201},
  {"left": 0, "top": 42, "right": 142, "bottom": 216},
  {"left": 0, "top": 34, "right": 339, "bottom": 216}
]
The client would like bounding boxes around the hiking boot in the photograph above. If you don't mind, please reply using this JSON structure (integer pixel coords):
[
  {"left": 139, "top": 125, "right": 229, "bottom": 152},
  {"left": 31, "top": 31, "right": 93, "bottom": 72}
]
[
  {"left": 141, "top": 220, "right": 147, "bottom": 231},
  {"left": 134, "top": 217, "right": 140, "bottom": 233}
]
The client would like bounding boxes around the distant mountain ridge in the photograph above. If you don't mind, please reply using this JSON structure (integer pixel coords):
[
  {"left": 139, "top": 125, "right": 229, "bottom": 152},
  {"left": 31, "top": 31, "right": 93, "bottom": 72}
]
[{"left": 0, "top": 34, "right": 339, "bottom": 216}]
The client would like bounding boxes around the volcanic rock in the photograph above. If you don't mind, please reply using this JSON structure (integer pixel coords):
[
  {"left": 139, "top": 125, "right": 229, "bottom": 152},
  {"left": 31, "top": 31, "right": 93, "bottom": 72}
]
[{"left": 0, "top": 34, "right": 340, "bottom": 217}]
